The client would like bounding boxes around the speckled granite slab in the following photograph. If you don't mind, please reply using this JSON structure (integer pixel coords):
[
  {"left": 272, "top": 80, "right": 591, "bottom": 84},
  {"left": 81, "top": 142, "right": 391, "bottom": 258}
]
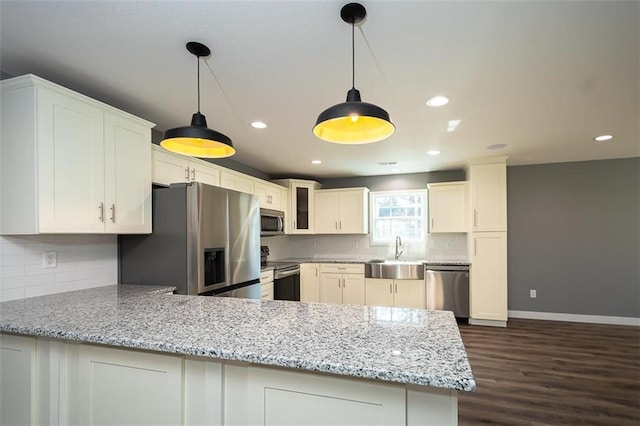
[{"left": 0, "top": 285, "right": 475, "bottom": 392}]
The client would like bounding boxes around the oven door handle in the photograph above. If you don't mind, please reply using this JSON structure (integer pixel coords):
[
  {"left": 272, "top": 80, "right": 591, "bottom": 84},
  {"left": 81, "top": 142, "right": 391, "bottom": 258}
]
[{"left": 274, "top": 268, "right": 300, "bottom": 279}]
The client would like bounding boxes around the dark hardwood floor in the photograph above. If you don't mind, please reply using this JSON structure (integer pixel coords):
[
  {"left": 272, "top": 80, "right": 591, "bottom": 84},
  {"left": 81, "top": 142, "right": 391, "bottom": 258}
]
[{"left": 457, "top": 319, "right": 640, "bottom": 425}]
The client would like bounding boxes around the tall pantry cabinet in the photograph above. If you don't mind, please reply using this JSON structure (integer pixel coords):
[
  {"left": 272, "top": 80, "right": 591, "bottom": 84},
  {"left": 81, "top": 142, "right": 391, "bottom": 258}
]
[
  {"left": 468, "top": 157, "right": 508, "bottom": 326},
  {"left": 0, "top": 74, "right": 154, "bottom": 234}
]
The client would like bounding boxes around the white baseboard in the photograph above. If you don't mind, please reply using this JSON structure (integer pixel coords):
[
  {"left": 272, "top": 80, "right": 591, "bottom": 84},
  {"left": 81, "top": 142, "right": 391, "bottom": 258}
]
[
  {"left": 508, "top": 310, "right": 640, "bottom": 326},
  {"left": 468, "top": 318, "right": 507, "bottom": 327}
]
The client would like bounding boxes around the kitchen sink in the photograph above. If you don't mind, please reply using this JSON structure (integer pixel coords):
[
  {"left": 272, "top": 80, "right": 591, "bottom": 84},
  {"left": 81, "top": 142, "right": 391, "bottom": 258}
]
[{"left": 365, "top": 260, "right": 424, "bottom": 280}]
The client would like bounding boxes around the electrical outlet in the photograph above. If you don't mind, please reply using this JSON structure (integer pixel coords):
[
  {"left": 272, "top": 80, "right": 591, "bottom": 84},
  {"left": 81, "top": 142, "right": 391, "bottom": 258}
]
[
  {"left": 43, "top": 251, "right": 57, "bottom": 269},
  {"left": 529, "top": 289, "right": 537, "bottom": 298}
]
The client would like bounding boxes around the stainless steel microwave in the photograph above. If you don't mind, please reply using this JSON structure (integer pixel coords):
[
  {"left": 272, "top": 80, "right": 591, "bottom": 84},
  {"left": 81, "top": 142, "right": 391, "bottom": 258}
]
[{"left": 260, "top": 208, "right": 285, "bottom": 236}]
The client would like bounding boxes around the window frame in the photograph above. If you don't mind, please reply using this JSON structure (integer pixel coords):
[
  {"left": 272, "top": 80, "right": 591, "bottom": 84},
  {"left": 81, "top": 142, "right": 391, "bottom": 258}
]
[{"left": 368, "top": 189, "right": 428, "bottom": 246}]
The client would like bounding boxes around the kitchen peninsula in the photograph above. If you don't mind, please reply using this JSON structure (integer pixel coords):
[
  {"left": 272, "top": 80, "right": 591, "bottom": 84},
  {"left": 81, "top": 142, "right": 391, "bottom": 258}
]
[{"left": 0, "top": 285, "right": 475, "bottom": 425}]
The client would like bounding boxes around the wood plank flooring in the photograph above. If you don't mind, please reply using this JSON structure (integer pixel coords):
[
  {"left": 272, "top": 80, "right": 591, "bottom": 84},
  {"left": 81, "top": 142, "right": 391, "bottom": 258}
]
[{"left": 457, "top": 319, "right": 640, "bottom": 425}]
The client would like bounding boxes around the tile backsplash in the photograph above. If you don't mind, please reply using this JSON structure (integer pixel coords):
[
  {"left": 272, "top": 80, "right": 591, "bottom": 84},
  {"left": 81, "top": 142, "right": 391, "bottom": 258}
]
[
  {"left": 266, "top": 234, "right": 468, "bottom": 261},
  {"left": 0, "top": 234, "right": 117, "bottom": 302}
]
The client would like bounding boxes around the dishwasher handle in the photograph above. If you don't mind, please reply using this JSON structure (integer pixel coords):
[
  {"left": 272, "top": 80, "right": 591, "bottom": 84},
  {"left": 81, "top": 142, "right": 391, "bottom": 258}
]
[{"left": 425, "top": 264, "right": 469, "bottom": 272}]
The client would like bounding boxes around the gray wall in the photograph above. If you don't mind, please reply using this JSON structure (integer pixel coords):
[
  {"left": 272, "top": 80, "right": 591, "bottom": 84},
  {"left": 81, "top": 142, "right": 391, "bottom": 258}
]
[
  {"left": 507, "top": 158, "right": 639, "bottom": 318},
  {"left": 320, "top": 169, "right": 465, "bottom": 191}
]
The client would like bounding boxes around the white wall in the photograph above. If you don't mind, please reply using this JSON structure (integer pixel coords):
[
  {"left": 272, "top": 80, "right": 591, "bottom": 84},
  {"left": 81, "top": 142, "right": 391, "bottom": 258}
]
[{"left": 0, "top": 235, "right": 117, "bottom": 302}]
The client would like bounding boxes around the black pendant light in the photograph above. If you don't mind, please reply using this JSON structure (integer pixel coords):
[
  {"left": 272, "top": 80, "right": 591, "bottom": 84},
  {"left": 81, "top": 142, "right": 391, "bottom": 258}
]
[
  {"left": 313, "top": 3, "right": 395, "bottom": 144},
  {"left": 161, "top": 41, "right": 235, "bottom": 158}
]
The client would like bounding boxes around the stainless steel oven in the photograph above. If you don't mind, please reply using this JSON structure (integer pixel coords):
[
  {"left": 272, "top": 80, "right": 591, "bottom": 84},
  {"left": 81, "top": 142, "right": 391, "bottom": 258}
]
[{"left": 269, "top": 262, "right": 300, "bottom": 301}]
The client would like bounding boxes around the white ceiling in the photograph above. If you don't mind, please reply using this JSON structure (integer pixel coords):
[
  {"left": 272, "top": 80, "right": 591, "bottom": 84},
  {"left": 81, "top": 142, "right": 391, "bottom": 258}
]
[{"left": 1, "top": 1, "right": 638, "bottom": 178}]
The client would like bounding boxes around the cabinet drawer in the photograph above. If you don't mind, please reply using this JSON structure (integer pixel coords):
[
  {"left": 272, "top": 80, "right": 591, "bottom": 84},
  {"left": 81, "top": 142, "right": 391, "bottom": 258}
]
[
  {"left": 320, "top": 263, "right": 364, "bottom": 274},
  {"left": 260, "top": 270, "right": 274, "bottom": 283},
  {"left": 261, "top": 282, "right": 274, "bottom": 301}
]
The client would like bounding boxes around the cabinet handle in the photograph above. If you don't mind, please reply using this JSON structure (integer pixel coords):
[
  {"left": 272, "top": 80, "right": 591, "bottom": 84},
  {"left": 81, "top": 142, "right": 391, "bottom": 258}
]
[
  {"left": 315, "top": 269, "right": 318, "bottom": 277},
  {"left": 339, "top": 220, "right": 342, "bottom": 230},
  {"left": 389, "top": 283, "right": 392, "bottom": 293},
  {"left": 191, "top": 169, "right": 196, "bottom": 182},
  {"left": 394, "top": 283, "right": 397, "bottom": 293},
  {"left": 185, "top": 168, "right": 190, "bottom": 182},
  {"left": 431, "top": 218, "right": 434, "bottom": 229},
  {"left": 110, "top": 204, "right": 116, "bottom": 223},
  {"left": 98, "top": 203, "right": 104, "bottom": 222},
  {"left": 335, "top": 221, "right": 338, "bottom": 230},
  {"left": 473, "top": 209, "right": 477, "bottom": 228}
]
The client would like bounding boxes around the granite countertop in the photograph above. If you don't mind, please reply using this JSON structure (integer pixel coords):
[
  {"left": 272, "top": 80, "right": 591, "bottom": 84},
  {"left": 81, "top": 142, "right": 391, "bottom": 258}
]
[
  {"left": 0, "top": 285, "right": 475, "bottom": 392},
  {"left": 278, "top": 258, "right": 471, "bottom": 266}
]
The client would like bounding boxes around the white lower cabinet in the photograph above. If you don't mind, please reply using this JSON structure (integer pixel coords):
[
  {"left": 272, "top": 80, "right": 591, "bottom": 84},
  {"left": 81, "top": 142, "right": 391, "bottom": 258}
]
[
  {"left": 300, "top": 263, "right": 320, "bottom": 302},
  {"left": 0, "top": 333, "right": 457, "bottom": 426},
  {"left": 260, "top": 269, "right": 274, "bottom": 301},
  {"left": 225, "top": 363, "right": 406, "bottom": 426},
  {"left": 470, "top": 232, "right": 508, "bottom": 322},
  {"left": 68, "top": 344, "right": 183, "bottom": 426},
  {"left": 319, "top": 264, "right": 365, "bottom": 305},
  {"left": 366, "top": 279, "right": 426, "bottom": 309},
  {"left": 0, "top": 334, "right": 37, "bottom": 426}
]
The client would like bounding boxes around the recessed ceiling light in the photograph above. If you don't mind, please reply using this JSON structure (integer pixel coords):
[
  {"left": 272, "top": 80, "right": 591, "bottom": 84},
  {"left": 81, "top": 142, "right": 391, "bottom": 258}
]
[
  {"left": 427, "top": 150, "right": 440, "bottom": 156},
  {"left": 250, "top": 121, "right": 267, "bottom": 129},
  {"left": 311, "top": 160, "right": 322, "bottom": 165},
  {"left": 447, "top": 119, "right": 461, "bottom": 132},
  {"left": 487, "top": 144, "right": 508, "bottom": 151},
  {"left": 593, "top": 134, "right": 613, "bottom": 142},
  {"left": 426, "top": 96, "right": 449, "bottom": 107}
]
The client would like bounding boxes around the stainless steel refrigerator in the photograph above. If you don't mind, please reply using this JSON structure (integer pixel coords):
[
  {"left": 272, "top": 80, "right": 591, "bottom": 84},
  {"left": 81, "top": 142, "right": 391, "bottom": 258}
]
[{"left": 119, "top": 182, "right": 261, "bottom": 298}]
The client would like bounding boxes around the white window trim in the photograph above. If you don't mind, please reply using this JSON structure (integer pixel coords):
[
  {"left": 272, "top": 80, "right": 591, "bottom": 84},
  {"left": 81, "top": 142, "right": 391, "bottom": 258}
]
[{"left": 368, "top": 189, "right": 428, "bottom": 246}]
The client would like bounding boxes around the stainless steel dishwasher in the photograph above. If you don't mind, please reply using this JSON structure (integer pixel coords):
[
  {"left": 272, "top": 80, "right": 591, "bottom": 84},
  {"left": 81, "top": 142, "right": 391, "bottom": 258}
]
[{"left": 425, "top": 264, "right": 470, "bottom": 319}]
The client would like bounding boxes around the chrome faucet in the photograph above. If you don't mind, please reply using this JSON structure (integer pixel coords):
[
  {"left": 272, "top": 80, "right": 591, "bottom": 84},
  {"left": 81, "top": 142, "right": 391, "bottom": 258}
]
[{"left": 395, "top": 236, "right": 404, "bottom": 260}]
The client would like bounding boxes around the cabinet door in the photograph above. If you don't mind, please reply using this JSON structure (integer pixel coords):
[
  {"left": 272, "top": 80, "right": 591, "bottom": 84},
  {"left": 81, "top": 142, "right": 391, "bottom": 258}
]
[
  {"left": 104, "top": 112, "right": 152, "bottom": 234},
  {"left": 365, "top": 278, "right": 394, "bottom": 307},
  {"left": 470, "top": 232, "right": 507, "bottom": 321},
  {"left": 291, "top": 183, "right": 315, "bottom": 234},
  {"left": 221, "top": 171, "right": 254, "bottom": 194},
  {"left": 152, "top": 145, "right": 189, "bottom": 186},
  {"left": 190, "top": 161, "right": 220, "bottom": 187},
  {"left": 394, "top": 279, "right": 425, "bottom": 309},
  {"left": 255, "top": 182, "right": 283, "bottom": 210},
  {"left": 0, "top": 334, "right": 36, "bottom": 426},
  {"left": 342, "top": 274, "right": 365, "bottom": 305},
  {"left": 314, "top": 191, "right": 339, "bottom": 233},
  {"left": 300, "top": 263, "right": 320, "bottom": 303},
  {"left": 338, "top": 190, "right": 367, "bottom": 234},
  {"left": 320, "top": 273, "right": 343, "bottom": 304},
  {"left": 37, "top": 87, "right": 105, "bottom": 233},
  {"left": 71, "top": 344, "right": 183, "bottom": 426},
  {"left": 428, "top": 182, "right": 467, "bottom": 233},
  {"left": 470, "top": 163, "right": 507, "bottom": 232}
]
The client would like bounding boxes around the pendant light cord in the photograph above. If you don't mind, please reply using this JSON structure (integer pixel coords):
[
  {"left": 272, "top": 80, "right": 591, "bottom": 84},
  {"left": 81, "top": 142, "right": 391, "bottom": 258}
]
[
  {"left": 196, "top": 54, "right": 201, "bottom": 113},
  {"left": 351, "top": 19, "right": 355, "bottom": 89}
]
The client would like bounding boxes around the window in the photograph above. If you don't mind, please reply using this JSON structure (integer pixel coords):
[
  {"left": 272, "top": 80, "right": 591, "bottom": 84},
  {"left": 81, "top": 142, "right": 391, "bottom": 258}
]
[{"left": 370, "top": 190, "right": 427, "bottom": 244}]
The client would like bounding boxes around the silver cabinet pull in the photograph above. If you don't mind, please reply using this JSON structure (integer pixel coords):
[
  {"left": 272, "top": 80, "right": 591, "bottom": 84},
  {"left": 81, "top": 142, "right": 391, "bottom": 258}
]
[
  {"left": 110, "top": 204, "right": 116, "bottom": 223},
  {"left": 389, "top": 283, "right": 392, "bottom": 293},
  {"left": 394, "top": 283, "right": 398, "bottom": 293},
  {"left": 431, "top": 218, "right": 434, "bottom": 229},
  {"left": 191, "top": 169, "right": 196, "bottom": 182},
  {"left": 98, "top": 203, "right": 104, "bottom": 222},
  {"left": 339, "top": 221, "right": 342, "bottom": 230},
  {"left": 184, "top": 168, "right": 190, "bottom": 182},
  {"left": 473, "top": 209, "right": 478, "bottom": 228},
  {"left": 335, "top": 221, "right": 338, "bottom": 230}
]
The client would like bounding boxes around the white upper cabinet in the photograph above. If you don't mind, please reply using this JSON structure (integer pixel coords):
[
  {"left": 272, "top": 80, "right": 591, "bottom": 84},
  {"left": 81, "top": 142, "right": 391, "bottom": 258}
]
[
  {"left": 315, "top": 188, "right": 369, "bottom": 234},
  {"left": 254, "top": 181, "right": 285, "bottom": 211},
  {"left": 0, "top": 74, "right": 154, "bottom": 234},
  {"left": 427, "top": 182, "right": 468, "bottom": 233},
  {"left": 151, "top": 145, "right": 220, "bottom": 187},
  {"left": 469, "top": 159, "right": 507, "bottom": 232},
  {"left": 220, "top": 170, "right": 254, "bottom": 194},
  {"left": 272, "top": 179, "right": 320, "bottom": 234}
]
